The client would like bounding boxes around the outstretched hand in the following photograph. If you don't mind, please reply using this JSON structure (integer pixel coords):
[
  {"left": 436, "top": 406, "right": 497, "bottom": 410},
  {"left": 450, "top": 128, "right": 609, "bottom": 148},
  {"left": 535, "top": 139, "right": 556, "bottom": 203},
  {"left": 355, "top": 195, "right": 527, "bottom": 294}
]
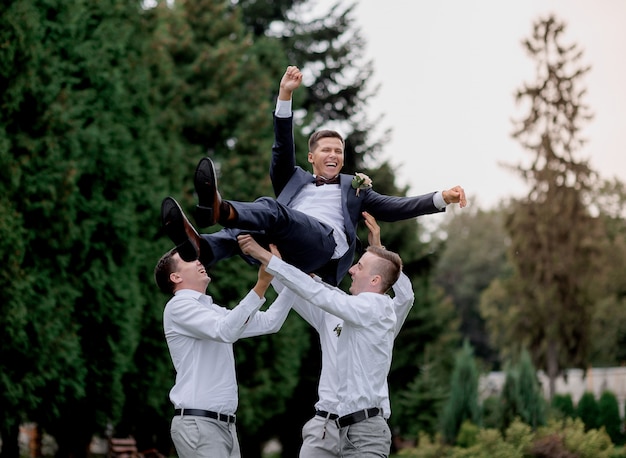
[
  {"left": 279, "top": 66, "right": 302, "bottom": 100},
  {"left": 442, "top": 185, "right": 468, "bottom": 208},
  {"left": 362, "top": 211, "right": 382, "bottom": 248}
]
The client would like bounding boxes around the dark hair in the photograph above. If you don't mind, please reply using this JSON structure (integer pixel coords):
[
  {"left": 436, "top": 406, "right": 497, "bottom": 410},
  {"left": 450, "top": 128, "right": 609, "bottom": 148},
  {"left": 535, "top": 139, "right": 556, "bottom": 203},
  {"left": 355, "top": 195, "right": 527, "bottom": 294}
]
[
  {"left": 308, "top": 130, "right": 344, "bottom": 152},
  {"left": 366, "top": 246, "right": 402, "bottom": 292},
  {"left": 154, "top": 247, "right": 179, "bottom": 295}
]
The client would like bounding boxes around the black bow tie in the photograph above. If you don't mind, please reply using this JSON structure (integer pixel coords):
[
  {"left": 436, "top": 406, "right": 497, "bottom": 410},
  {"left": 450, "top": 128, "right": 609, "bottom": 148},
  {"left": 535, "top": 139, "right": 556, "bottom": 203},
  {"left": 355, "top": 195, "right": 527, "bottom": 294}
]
[{"left": 314, "top": 175, "right": 340, "bottom": 186}]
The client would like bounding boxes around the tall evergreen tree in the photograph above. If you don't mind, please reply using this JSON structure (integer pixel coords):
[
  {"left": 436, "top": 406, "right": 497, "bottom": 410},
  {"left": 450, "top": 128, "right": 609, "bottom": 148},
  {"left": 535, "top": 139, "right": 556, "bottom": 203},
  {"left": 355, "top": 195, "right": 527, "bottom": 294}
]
[
  {"left": 1, "top": 0, "right": 173, "bottom": 455},
  {"left": 490, "top": 15, "right": 603, "bottom": 397},
  {"left": 440, "top": 340, "right": 481, "bottom": 444},
  {"left": 516, "top": 349, "right": 546, "bottom": 429},
  {"left": 146, "top": 2, "right": 308, "bottom": 456}
]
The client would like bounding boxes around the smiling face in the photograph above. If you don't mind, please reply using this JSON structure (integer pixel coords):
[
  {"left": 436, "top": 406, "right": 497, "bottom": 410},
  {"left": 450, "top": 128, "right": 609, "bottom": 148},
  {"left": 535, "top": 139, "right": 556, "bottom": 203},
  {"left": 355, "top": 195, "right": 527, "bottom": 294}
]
[
  {"left": 170, "top": 253, "right": 211, "bottom": 292},
  {"left": 308, "top": 136, "right": 345, "bottom": 179}
]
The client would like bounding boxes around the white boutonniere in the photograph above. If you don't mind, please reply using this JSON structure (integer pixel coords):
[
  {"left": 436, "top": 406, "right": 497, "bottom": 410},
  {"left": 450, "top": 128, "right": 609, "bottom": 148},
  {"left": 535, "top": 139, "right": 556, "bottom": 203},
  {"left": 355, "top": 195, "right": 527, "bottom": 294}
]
[
  {"left": 351, "top": 172, "right": 372, "bottom": 197},
  {"left": 333, "top": 324, "right": 342, "bottom": 337}
]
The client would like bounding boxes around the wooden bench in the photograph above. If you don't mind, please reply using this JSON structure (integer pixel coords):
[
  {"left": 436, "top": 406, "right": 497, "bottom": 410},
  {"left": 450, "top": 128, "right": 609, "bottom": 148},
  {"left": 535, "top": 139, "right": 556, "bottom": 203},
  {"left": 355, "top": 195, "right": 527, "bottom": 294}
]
[{"left": 108, "top": 436, "right": 165, "bottom": 458}]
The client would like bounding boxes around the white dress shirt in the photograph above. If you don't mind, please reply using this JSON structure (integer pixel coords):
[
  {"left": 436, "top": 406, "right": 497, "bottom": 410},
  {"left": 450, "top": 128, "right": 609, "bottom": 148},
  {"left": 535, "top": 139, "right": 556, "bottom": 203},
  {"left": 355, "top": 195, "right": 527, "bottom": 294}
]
[
  {"left": 163, "top": 288, "right": 294, "bottom": 415},
  {"left": 286, "top": 271, "right": 414, "bottom": 418},
  {"left": 267, "top": 256, "right": 409, "bottom": 417}
]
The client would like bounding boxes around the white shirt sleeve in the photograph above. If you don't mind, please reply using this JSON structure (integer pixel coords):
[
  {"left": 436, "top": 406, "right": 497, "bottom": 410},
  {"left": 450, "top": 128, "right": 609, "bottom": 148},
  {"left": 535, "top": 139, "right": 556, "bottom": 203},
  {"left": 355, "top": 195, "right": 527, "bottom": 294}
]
[
  {"left": 167, "top": 290, "right": 265, "bottom": 343},
  {"left": 240, "top": 288, "right": 296, "bottom": 338},
  {"left": 266, "top": 256, "right": 385, "bottom": 328},
  {"left": 391, "top": 271, "right": 415, "bottom": 337},
  {"left": 275, "top": 98, "right": 292, "bottom": 118},
  {"left": 433, "top": 191, "right": 447, "bottom": 209}
]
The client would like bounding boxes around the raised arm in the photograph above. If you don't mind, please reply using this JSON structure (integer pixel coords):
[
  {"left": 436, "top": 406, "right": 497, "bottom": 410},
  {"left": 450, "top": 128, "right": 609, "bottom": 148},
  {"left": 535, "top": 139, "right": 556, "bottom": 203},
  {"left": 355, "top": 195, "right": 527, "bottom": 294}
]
[{"left": 271, "top": 66, "right": 303, "bottom": 196}]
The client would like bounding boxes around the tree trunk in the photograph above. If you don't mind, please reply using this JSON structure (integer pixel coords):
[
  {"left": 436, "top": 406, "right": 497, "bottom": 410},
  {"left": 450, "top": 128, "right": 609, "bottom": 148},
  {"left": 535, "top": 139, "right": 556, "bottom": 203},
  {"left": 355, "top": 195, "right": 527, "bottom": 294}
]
[{"left": 546, "top": 339, "right": 559, "bottom": 399}]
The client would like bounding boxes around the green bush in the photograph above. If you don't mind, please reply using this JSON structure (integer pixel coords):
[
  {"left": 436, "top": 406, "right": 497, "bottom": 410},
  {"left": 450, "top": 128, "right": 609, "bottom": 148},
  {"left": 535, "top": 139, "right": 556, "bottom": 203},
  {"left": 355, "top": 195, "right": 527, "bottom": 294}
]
[
  {"left": 598, "top": 391, "right": 624, "bottom": 445},
  {"left": 577, "top": 391, "right": 600, "bottom": 430},
  {"left": 481, "top": 395, "right": 501, "bottom": 429},
  {"left": 551, "top": 393, "right": 575, "bottom": 419},
  {"left": 456, "top": 420, "right": 480, "bottom": 448},
  {"left": 398, "top": 418, "right": 621, "bottom": 457}
]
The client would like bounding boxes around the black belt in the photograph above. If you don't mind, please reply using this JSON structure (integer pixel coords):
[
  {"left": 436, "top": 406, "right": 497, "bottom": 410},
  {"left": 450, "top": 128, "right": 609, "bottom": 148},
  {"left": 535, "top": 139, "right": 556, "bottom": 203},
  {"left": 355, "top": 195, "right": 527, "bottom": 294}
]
[
  {"left": 174, "top": 408, "right": 236, "bottom": 424},
  {"left": 336, "top": 407, "right": 381, "bottom": 428},
  {"left": 315, "top": 410, "right": 339, "bottom": 420}
]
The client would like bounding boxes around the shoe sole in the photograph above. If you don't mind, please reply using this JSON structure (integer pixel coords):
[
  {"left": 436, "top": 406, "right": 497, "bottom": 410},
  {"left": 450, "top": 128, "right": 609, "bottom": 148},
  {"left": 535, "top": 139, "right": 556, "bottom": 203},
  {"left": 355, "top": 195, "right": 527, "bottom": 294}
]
[
  {"left": 194, "top": 157, "right": 220, "bottom": 227},
  {"left": 162, "top": 197, "right": 200, "bottom": 261}
]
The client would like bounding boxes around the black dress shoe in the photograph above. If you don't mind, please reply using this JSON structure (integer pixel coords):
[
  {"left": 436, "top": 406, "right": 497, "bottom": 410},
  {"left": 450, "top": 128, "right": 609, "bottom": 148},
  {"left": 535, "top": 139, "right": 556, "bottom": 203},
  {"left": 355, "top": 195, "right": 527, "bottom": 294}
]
[
  {"left": 194, "top": 157, "right": 223, "bottom": 227},
  {"left": 161, "top": 197, "right": 202, "bottom": 262}
]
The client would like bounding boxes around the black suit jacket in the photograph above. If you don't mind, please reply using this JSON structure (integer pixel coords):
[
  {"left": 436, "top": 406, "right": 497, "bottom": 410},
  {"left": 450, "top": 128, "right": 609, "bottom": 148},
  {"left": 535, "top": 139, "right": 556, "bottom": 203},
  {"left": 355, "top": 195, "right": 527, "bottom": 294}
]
[{"left": 270, "top": 115, "right": 444, "bottom": 284}]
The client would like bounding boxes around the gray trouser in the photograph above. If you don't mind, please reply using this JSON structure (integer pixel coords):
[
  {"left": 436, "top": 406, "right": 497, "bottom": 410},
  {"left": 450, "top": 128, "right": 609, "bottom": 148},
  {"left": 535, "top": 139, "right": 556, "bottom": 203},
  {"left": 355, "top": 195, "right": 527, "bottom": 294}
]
[
  {"left": 340, "top": 415, "right": 391, "bottom": 457},
  {"left": 299, "top": 415, "right": 341, "bottom": 457},
  {"left": 170, "top": 416, "right": 240, "bottom": 458}
]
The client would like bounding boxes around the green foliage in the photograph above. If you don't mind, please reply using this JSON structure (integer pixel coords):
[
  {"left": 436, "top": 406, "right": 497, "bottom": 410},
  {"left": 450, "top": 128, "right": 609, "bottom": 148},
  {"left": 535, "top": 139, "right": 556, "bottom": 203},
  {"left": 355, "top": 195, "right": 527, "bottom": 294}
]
[
  {"left": 0, "top": 0, "right": 468, "bottom": 455},
  {"left": 434, "top": 206, "right": 509, "bottom": 366},
  {"left": 481, "top": 396, "right": 501, "bottom": 430},
  {"left": 598, "top": 391, "right": 624, "bottom": 446},
  {"left": 440, "top": 341, "right": 481, "bottom": 443},
  {"left": 498, "top": 350, "right": 546, "bottom": 433},
  {"left": 399, "top": 418, "right": 620, "bottom": 458},
  {"left": 588, "top": 178, "right": 626, "bottom": 367},
  {"left": 456, "top": 420, "right": 480, "bottom": 448},
  {"left": 577, "top": 391, "right": 600, "bottom": 431},
  {"left": 394, "top": 361, "right": 449, "bottom": 440},
  {"left": 551, "top": 393, "right": 575, "bottom": 419},
  {"left": 516, "top": 349, "right": 546, "bottom": 429},
  {"left": 492, "top": 15, "right": 602, "bottom": 399},
  {"left": 0, "top": 0, "right": 172, "bottom": 453}
]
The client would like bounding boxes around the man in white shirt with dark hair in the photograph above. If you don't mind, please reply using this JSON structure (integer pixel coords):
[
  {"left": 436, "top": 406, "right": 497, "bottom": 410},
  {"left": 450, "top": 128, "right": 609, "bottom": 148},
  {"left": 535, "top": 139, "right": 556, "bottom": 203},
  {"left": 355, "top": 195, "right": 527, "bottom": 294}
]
[
  {"left": 238, "top": 230, "right": 409, "bottom": 457},
  {"left": 154, "top": 239, "right": 294, "bottom": 458}
]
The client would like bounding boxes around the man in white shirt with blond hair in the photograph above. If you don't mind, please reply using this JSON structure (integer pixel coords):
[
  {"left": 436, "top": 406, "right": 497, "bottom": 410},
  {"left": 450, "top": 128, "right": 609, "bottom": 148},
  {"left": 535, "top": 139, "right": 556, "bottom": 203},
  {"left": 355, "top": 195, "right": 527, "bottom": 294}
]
[{"left": 238, "top": 230, "right": 408, "bottom": 457}]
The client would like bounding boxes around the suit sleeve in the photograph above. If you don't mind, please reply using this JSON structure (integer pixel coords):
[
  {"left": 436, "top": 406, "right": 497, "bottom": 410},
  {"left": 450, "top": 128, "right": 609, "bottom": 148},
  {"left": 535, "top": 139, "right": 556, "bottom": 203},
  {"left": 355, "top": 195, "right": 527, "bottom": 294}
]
[
  {"left": 270, "top": 114, "right": 296, "bottom": 196},
  {"left": 360, "top": 188, "right": 444, "bottom": 222}
]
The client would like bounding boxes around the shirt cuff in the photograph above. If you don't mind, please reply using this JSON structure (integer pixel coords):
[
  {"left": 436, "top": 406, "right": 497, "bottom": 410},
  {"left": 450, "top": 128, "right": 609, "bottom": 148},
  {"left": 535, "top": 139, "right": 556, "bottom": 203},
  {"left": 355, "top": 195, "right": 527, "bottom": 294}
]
[
  {"left": 275, "top": 99, "right": 292, "bottom": 118},
  {"left": 433, "top": 191, "right": 447, "bottom": 210}
]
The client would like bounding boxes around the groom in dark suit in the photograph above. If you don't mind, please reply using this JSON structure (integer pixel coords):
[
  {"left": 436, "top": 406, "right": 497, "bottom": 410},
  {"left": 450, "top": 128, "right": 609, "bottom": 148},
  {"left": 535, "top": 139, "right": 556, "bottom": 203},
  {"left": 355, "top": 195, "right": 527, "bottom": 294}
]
[{"left": 162, "top": 66, "right": 466, "bottom": 286}]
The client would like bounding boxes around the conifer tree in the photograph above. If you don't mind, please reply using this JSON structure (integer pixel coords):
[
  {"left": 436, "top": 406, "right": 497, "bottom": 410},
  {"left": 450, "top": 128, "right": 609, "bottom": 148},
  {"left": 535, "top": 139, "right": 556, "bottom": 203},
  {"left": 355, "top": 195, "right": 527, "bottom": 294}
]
[
  {"left": 486, "top": 15, "right": 604, "bottom": 398},
  {"left": 551, "top": 393, "right": 575, "bottom": 419},
  {"left": 1, "top": 0, "right": 174, "bottom": 454},
  {"left": 576, "top": 391, "right": 600, "bottom": 431},
  {"left": 440, "top": 340, "right": 481, "bottom": 444},
  {"left": 597, "top": 390, "right": 623, "bottom": 445},
  {"left": 516, "top": 349, "right": 546, "bottom": 429}
]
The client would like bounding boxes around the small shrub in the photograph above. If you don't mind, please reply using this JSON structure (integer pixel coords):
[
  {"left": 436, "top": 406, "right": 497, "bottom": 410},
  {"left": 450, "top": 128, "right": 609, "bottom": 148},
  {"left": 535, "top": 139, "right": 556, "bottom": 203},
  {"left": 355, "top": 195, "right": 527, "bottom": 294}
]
[
  {"left": 598, "top": 390, "right": 624, "bottom": 445},
  {"left": 481, "top": 395, "right": 501, "bottom": 429},
  {"left": 576, "top": 391, "right": 600, "bottom": 430},
  {"left": 530, "top": 434, "right": 577, "bottom": 458},
  {"left": 551, "top": 393, "right": 575, "bottom": 419},
  {"left": 456, "top": 420, "right": 479, "bottom": 448}
]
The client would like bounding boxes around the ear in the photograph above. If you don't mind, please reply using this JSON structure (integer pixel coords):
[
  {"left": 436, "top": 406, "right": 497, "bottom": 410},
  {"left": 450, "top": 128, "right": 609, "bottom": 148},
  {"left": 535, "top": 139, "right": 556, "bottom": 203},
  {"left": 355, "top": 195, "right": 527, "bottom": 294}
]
[
  {"left": 370, "top": 274, "right": 382, "bottom": 286},
  {"left": 307, "top": 151, "right": 314, "bottom": 164},
  {"left": 169, "top": 272, "right": 183, "bottom": 285}
]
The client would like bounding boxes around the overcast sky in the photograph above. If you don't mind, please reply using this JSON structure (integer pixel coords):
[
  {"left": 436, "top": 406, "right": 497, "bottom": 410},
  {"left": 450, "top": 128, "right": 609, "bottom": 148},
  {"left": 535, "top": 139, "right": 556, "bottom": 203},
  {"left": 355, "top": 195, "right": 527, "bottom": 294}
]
[{"left": 312, "top": 0, "right": 626, "bottom": 209}]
